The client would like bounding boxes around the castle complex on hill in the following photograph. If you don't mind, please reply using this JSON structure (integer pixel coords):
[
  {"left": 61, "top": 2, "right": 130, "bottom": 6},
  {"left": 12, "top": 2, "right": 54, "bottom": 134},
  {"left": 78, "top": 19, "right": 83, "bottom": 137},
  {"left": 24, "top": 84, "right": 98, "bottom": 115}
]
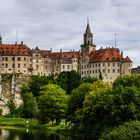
[{"left": 0, "top": 22, "right": 132, "bottom": 83}]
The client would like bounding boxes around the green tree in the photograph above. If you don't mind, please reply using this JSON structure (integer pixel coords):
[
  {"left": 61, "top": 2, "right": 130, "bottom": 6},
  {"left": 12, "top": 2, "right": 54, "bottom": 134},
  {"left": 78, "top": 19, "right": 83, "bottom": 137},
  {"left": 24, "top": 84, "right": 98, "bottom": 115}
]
[
  {"left": 80, "top": 76, "right": 98, "bottom": 84},
  {"left": 20, "top": 90, "right": 38, "bottom": 119},
  {"left": 100, "top": 121, "right": 140, "bottom": 140},
  {"left": 37, "top": 84, "right": 67, "bottom": 124},
  {"left": 27, "top": 75, "right": 55, "bottom": 97},
  {"left": 56, "top": 71, "right": 81, "bottom": 94},
  {"left": 76, "top": 80, "right": 112, "bottom": 137},
  {"left": 66, "top": 83, "right": 93, "bottom": 123}
]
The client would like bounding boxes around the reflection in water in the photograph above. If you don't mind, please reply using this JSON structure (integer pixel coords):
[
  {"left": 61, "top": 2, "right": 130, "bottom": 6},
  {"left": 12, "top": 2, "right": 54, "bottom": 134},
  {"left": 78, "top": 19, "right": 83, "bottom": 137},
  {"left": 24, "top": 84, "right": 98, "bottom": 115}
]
[{"left": 0, "top": 128, "right": 73, "bottom": 140}]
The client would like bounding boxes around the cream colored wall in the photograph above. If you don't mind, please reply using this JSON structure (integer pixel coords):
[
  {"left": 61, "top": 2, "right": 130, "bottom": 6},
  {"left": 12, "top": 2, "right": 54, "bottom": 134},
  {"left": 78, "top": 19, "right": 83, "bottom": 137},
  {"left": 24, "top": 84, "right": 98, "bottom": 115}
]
[
  {"left": 80, "top": 61, "right": 132, "bottom": 83},
  {"left": 32, "top": 53, "right": 45, "bottom": 76},
  {"left": 0, "top": 56, "right": 32, "bottom": 75}
]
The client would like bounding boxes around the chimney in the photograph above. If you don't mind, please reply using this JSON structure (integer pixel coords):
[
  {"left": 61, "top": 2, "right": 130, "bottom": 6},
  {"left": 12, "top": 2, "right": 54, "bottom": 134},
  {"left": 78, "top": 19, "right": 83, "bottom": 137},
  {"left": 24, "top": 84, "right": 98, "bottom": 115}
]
[
  {"left": 15, "top": 42, "right": 17, "bottom": 45},
  {"left": 21, "top": 41, "right": 23, "bottom": 45},
  {"left": 60, "top": 49, "right": 62, "bottom": 52},
  {"left": 50, "top": 48, "right": 52, "bottom": 52}
]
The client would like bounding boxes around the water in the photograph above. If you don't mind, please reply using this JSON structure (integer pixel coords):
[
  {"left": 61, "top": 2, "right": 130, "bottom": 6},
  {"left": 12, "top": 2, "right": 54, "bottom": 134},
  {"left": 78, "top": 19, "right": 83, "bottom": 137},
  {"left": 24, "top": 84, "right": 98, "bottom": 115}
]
[{"left": 0, "top": 128, "right": 69, "bottom": 140}]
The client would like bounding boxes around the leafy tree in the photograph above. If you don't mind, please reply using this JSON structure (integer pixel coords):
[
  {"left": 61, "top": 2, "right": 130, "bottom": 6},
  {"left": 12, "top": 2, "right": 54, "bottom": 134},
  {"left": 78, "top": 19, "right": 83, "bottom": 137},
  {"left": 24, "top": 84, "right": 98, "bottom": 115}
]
[
  {"left": 100, "top": 121, "right": 140, "bottom": 140},
  {"left": 7, "top": 100, "right": 17, "bottom": 115},
  {"left": 37, "top": 84, "right": 67, "bottom": 124},
  {"left": 56, "top": 70, "right": 81, "bottom": 94},
  {"left": 80, "top": 76, "right": 98, "bottom": 84},
  {"left": 76, "top": 80, "right": 112, "bottom": 137},
  {"left": 20, "top": 90, "right": 38, "bottom": 119},
  {"left": 27, "top": 75, "right": 55, "bottom": 97},
  {"left": 113, "top": 75, "right": 140, "bottom": 90},
  {"left": 66, "top": 83, "right": 93, "bottom": 123}
]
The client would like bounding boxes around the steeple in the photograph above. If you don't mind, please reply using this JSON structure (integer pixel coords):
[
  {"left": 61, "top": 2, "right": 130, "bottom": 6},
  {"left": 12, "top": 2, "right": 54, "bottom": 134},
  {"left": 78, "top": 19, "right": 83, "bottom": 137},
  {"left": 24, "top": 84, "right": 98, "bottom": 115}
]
[
  {"left": 84, "top": 19, "right": 93, "bottom": 46},
  {"left": 85, "top": 18, "right": 91, "bottom": 34},
  {"left": 0, "top": 34, "right": 2, "bottom": 44},
  {"left": 81, "top": 19, "right": 96, "bottom": 54}
]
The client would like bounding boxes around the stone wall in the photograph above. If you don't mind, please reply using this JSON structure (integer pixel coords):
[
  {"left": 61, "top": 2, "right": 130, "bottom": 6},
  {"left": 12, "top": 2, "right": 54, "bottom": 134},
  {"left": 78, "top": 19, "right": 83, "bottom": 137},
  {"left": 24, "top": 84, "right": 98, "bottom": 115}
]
[{"left": 0, "top": 74, "right": 29, "bottom": 115}]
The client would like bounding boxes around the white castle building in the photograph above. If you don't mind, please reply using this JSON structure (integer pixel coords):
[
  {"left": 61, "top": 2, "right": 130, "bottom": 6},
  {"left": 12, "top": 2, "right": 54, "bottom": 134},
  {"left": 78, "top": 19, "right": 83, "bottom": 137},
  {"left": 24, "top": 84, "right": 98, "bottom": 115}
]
[{"left": 0, "top": 22, "right": 132, "bottom": 83}]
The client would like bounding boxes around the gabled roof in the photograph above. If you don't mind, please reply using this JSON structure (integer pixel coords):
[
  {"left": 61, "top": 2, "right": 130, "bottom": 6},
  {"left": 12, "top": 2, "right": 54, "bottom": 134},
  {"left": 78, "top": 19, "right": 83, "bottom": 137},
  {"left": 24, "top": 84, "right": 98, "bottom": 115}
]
[
  {"left": 0, "top": 44, "right": 31, "bottom": 56},
  {"left": 51, "top": 51, "right": 80, "bottom": 59},
  {"left": 89, "top": 47, "right": 132, "bottom": 63}
]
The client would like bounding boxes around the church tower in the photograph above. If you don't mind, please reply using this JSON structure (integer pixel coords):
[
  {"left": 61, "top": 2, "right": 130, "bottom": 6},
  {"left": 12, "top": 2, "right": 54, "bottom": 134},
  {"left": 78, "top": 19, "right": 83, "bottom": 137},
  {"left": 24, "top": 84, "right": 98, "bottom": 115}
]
[{"left": 81, "top": 20, "right": 96, "bottom": 54}]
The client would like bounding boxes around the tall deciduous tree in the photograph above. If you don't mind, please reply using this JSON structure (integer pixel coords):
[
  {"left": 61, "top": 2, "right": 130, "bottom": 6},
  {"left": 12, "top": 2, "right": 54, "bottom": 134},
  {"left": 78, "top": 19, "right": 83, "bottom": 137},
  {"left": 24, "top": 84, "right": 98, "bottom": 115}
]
[
  {"left": 66, "top": 83, "right": 93, "bottom": 123},
  {"left": 37, "top": 84, "right": 68, "bottom": 124}
]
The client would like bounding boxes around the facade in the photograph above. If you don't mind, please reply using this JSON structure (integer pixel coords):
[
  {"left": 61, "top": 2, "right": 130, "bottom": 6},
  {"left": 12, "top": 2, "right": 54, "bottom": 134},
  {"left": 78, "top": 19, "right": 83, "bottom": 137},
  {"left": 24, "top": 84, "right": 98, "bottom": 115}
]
[
  {"left": 0, "top": 23, "right": 132, "bottom": 83},
  {"left": 131, "top": 66, "right": 140, "bottom": 74}
]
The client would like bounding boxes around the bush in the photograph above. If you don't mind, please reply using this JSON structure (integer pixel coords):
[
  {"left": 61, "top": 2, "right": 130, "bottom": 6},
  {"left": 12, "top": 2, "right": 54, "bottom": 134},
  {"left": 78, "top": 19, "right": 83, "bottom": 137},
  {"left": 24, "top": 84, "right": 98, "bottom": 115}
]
[{"left": 100, "top": 121, "right": 140, "bottom": 140}]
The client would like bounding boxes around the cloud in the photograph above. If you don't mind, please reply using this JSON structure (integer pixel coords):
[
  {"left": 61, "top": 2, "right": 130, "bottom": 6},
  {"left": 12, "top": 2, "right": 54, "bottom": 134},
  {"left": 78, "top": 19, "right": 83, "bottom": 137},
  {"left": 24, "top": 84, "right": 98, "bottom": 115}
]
[{"left": 0, "top": 0, "right": 140, "bottom": 66}]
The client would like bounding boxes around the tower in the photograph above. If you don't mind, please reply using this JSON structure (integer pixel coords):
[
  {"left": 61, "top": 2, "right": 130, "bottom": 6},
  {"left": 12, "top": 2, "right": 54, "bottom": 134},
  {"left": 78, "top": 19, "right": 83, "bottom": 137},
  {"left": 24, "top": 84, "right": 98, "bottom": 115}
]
[{"left": 81, "top": 20, "right": 96, "bottom": 54}]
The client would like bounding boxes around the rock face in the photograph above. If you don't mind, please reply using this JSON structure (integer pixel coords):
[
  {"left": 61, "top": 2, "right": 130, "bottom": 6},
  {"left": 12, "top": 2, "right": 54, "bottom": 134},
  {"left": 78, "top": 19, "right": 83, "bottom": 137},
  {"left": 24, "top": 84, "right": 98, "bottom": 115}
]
[{"left": 0, "top": 74, "right": 29, "bottom": 115}]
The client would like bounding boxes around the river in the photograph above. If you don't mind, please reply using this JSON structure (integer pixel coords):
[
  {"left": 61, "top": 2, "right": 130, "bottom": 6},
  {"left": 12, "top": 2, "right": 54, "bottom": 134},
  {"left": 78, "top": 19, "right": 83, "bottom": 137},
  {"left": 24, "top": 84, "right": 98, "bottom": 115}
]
[{"left": 0, "top": 128, "right": 70, "bottom": 140}]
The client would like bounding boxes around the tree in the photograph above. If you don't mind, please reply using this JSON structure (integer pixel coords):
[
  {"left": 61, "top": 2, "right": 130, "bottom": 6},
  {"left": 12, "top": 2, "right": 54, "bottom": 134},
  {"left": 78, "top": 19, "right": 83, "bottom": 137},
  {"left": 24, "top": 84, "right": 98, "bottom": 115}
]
[
  {"left": 66, "top": 83, "right": 93, "bottom": 123},
  {"left": 80, "top": 76, "right": 98, "bottom": 84},
  {"left": 76, "top": 80, "right": 112, "bottom": 137},
  {"left": 20, "top": 89, "right": 38, "bottom": 119},
  {"left": 27, "top": 75, "right": 55, "bottom": 97},
  {"left": 100, "top": 121, "right": 140, "bottom": 140},
  {"left": 37, "top": 84, "right": 68, "bottom": 124},
  {"left": 56, "top": 71, "right": 81, "bottom": 94}
]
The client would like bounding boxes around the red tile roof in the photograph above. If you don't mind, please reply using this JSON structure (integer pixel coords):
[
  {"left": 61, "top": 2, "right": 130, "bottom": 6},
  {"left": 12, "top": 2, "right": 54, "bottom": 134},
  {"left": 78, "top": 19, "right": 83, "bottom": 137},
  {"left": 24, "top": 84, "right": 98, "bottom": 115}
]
[
  {"left": 89, "top": 48, "right": 132, "bottom": 62},
  {"left": 51, "top": 51, "right": 80, "bottom": 59},
  {"left": 0, "top": 44, "right": 31, "bottom": 56}
]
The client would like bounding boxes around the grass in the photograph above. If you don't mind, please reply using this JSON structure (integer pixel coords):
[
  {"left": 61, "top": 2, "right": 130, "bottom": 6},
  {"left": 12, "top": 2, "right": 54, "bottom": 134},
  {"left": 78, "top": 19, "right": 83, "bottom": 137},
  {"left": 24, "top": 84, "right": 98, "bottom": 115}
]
[{"left": 0, "top": 116, "right": 67, "bottom": 133}]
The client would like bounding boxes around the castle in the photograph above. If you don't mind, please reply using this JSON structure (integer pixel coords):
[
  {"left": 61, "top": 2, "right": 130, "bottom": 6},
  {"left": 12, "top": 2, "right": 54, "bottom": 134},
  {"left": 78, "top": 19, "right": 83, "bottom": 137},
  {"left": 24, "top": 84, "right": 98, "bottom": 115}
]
[{"left": 0, "top": 22, "right": 132, "bottom": 83}]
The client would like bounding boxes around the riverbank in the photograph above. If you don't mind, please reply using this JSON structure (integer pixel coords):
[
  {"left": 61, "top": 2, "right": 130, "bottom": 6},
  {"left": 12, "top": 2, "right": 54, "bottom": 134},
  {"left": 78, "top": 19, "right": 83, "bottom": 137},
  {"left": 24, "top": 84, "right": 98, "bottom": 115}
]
[{"left": 0, "top": 116, "right": 66, "bottom": 133}]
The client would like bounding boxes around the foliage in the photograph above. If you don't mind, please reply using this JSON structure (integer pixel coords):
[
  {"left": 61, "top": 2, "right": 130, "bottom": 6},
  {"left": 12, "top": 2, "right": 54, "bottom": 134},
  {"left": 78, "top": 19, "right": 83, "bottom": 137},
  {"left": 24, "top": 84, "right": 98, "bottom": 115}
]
[
  {"left": 113, "top": 74, "right": 140, "bottom": 90},
  {"left": 37, "top": 84, "right": 68, "bottom": 124},
  {"left": 27, "top": 75, "right": 55, "bottom": 97},
  {"left": 56, "top": 71, "right": 81, "bottom": 94},
  {"left": 66, "top": 83, "right": 93, "bottom": 123},
  {"left": 80, "top": 76, "right": 98, "bottom": 84},
  {"left": 20, "top": 91, "right": 38, "bottom": 119},
  {"left": 7, "top": 100, "right": 17, "bottom": 115},
  {"left": 100, "top": 121, "right": 140, "bottom": 140},
  {"left": 76, "top": 80, "right": 112, "bottom": 137}
]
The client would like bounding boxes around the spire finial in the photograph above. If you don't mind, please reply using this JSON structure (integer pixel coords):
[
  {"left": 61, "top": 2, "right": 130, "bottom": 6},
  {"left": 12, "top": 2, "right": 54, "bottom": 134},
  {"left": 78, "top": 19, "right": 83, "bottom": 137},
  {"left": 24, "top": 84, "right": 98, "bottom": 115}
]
[{"left": 85, "top": 17, "right": 91, "bottom": 33}]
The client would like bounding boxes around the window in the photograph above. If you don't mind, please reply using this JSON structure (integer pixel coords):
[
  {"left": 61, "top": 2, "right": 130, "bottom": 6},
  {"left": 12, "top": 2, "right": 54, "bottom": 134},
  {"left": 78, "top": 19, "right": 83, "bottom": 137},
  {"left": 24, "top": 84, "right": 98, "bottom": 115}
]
[
  {"left": 103, "top": 63, "right": 105, "bottom": 66},
  {"left": 17, "top": 57, "right": 21, "bottom": 61},
  {"left": 12, "top": 64, "right": 15, "bottom": 68},
  {"left": 113, "top": 63, "right": 115, "bottom": 67},
  {"left": 63, "top": 65, "right": 65, "bottom": 69},
  {"left": 36, "top": 60, "right": 38, "bottom": 63},
  {"left": 118, "top": 69, "right": 120, "bottom": 73},
  {"left": 98, "top": 63, "right": 100, "bottom": 67},
  {"left": 103, "top": 69, "right": 105, "bottom": 73},
  {"left": 5, "top": 57, "right": 8, "bottom": 61},
  {"left": 6, "top": 63, "right": 8, "bottom": 68},
  {"left": 108, "top": 63, "right": 110, "bottom": 67},
  {"left": 12, "top": 57, "right": 15, "bottom": 61},
  {"left": 93, "top": 70, "right": 94, "bottom": 73},
  {"left": 24, "top": 64, "right": 26, "bottom": 68},
  {"left": 18, "top": 63, "right": 20, "bottom": 68},
  {"left": 113, "top": 69, "right": 115, "bottom": 73},
  {"left": 24, "top": 57, "right": 26, "bottom": 61},
  {"left": 118, "top": 63, "right": 120, "bottom": 67},
  {"left": 108, "top": 69, "right": 110, "bottom": 73},
  {"left": 67, "top": 65, "right": 70, "bottom": 69}
]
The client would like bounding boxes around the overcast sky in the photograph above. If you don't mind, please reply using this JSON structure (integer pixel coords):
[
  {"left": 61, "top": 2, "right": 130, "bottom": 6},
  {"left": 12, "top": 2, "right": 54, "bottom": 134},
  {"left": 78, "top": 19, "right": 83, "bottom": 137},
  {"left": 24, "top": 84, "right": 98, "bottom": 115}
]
[{"left": 0, "top": 0, "right": 140, "bottom": 67}]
